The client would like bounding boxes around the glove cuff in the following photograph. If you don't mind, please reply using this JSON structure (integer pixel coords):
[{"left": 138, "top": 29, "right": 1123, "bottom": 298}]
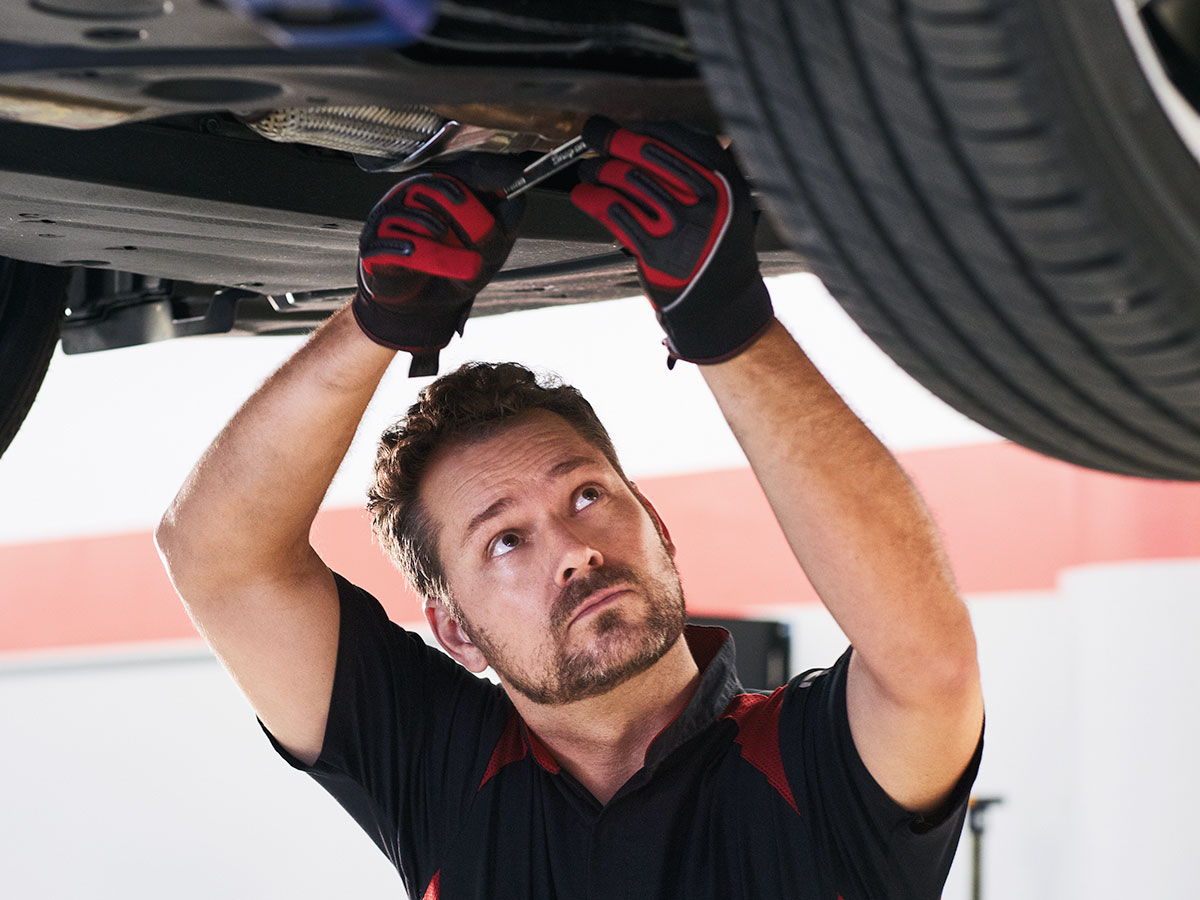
[
  {"left": 351, "top": 289, "right": 461, "bottom": 377},
  {"left": 658, "top": 275, "right": 774, "bottom": 366}
]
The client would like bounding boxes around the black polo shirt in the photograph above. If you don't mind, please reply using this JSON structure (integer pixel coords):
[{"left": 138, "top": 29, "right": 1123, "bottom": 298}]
[{"left": 264, "top": 573, "right": 982, "bottom": 899}]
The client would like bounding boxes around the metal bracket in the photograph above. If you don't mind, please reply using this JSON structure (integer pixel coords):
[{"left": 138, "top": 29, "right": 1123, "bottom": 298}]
[
  {"left": 61, "top": 288, "right": 246, "bottom": 355},
  {"left": 352, "top": 119, "right": 465, "bottom": 173},
  {"left": 266, "top": 287, "right": 354, "bottom": 313}
]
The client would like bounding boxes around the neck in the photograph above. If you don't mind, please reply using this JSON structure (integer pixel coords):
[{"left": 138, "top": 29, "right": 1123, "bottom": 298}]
[{"left": 508, "top": 633, "right": 701, "bottom": 805}]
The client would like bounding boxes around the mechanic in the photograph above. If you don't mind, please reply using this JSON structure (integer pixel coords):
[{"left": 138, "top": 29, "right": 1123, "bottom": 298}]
[{"left": 156, "top": 118, "right": 984, "bottom": 899}]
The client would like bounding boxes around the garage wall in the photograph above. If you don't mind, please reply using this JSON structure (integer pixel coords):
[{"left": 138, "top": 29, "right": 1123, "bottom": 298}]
[
  {"left": 760, "top": 559, "right": 1200, "bottom": 900},
  {"left": 3, "top": 559, "right": 1198, "bottom": 900},
  {"left": 0, "top": 645, "right": 400, "bottom": 899}
]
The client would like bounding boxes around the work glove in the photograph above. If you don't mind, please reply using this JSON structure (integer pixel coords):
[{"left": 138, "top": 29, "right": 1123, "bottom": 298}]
[
  {"left": 570, "top": 116, "right": 773, "bottom": 366},
  {"left": 353, "top": 169, "right": 524, "bottom": 376}
]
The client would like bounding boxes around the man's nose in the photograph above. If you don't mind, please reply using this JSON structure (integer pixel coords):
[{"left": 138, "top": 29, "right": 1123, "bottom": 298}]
[{"left": 554, "top": 521, "right": 604, "bottom": 585}]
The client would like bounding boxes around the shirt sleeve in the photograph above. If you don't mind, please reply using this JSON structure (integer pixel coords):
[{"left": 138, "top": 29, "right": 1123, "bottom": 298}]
[
  {"left": 779, "top": 647, "right": 983, "bottom": 900},
  {"left": 259, "top": 572, "right": 510, "bottom": 896}
]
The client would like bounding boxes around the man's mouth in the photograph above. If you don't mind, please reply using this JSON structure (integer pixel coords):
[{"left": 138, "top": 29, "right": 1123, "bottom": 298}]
[
  {"left": 550, "top": 563, "right": 642, "bottom": 631},
  {"left": 569, "top": 588, "right": 629, "bottom": 626}
]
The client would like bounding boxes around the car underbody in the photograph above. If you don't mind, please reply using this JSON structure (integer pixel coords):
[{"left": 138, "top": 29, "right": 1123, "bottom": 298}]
[{"left": 0, "top": 0, "right": 802, "bottom": 351}]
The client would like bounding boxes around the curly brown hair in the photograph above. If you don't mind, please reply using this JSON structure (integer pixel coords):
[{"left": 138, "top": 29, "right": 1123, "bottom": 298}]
[{"left": 367, "top": 361, "right": 628, "bottom": 611}]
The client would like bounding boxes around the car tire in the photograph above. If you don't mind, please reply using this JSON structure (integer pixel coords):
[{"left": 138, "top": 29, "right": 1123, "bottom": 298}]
[
  {"left": 0, "top": 258, "right": 70, "bottom": 458},
  {"left": 682, "top": 0, "right": 1200, "bottom": 480}
]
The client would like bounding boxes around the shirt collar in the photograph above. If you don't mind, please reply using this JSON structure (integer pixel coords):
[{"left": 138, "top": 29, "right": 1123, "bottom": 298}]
[
  {"left": 641, "top": 624, "right": 743, "bottom": 771},
  {"left": 518, "top": 624, "right": 744, "bottom": 781}
]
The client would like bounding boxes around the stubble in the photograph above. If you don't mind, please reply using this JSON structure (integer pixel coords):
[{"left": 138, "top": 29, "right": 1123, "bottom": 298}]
[{"left": 463, "top": 552, "right": 687, "bottom": 705}]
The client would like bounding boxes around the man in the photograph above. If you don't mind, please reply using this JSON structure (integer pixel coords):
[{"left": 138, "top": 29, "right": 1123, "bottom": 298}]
[{"left": 156, "top": 118, "right": 983, "bottom": 899}]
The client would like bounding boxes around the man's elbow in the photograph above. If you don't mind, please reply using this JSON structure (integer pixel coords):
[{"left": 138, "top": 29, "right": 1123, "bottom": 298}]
[
  {"left": 154, "top": 506, "right": 193, "bottom": 591},
  {"left": 913, "top": 630, "right": 982, "bottom": 713},
  {"left": 153, "top": 505, "right": 175, "bottom": 556},
  {"left": 155, "top": 499, "right": 315, "bottom": 602},
  {"left": 931, "top": 646, "right": 981, "bottom": 703},
  {"left": 154, "top": 501, "right": 217, "bottom": 600},
  {"left": 872, "top": 625, "right": 981, "bottom": 709}
]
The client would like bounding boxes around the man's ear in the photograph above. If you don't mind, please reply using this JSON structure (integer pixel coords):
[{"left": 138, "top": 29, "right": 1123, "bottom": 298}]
[
  {"left": 425, "top": 599, "right": 489, "bottom": 673},
  {"left": 629, "top": 481, "right": 676, "bottom": 559}
]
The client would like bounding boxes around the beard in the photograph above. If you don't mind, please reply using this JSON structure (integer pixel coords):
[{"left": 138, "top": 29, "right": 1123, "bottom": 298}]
[{"left": 461, "top": 547, "right": 687, "bottom": 706}]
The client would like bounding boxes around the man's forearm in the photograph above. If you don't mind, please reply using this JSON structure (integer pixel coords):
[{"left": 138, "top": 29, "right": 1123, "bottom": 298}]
[
  {"left": 156, "top": 305, "right": 397, "bottom": 588},
  {"left": 699, "top": 319, "right": 976, "bottom": 698}
]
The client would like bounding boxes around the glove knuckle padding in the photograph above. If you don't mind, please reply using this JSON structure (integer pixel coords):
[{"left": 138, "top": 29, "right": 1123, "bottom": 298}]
[
  {"left": 607, "top": 187, "right": 672, "bottom": 240},
  {"left": 353, "top": 171, "right": 524, "bottom": 375},
  {"left": 406, "top": 179, "right": 495, "bottom": 246},
  {"left": 636, "top": 144, "right": 707, "bottom": 205},
  {"left": 363, "top": 236, "right": 482, "bottom": 282},
  {"left": 571, "top": 117, "right": 773, "bottom": 365},
  {"left": 378, "top": 208, "right": 445, "bottom": 239},
  {"left": 625, "top": 169, "right": 681, "bottom": 233},
  {"left": 570, "top": 182, "right": 646, "bottom": 261}
]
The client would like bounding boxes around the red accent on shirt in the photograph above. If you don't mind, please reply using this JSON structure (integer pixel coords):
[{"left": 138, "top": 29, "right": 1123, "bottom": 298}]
[
  {"left": 477, "top": 709, "right": 527, "bottom": 791},
  {"left": 524, "top": 724, "right": 562, "bottom": 774},
  {"left": 721, "top": 688, "right": 799, "bottom": 814},
  {"left": 684, "top": 625, "right": 728, "bottom": 670},
  {"left": 422, "top": 870, "right": 440, "bottom": 899}
]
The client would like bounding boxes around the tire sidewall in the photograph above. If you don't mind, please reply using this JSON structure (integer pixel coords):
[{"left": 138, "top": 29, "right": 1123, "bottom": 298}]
[{"left": 0, "top": 259, "right": 70, "bottom": 457}]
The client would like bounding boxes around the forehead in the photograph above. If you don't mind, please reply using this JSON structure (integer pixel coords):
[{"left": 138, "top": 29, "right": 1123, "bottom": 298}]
[{"left": 421, "top": 409, "right": 615, "bottom": 537}]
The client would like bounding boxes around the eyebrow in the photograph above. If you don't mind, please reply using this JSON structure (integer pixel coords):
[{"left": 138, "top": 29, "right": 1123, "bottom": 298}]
[
  {"left": 460, "top": 454, "right": 598, "bottom": 549},
  {"left": 548, "top": 454, "right": 595, "bottom": 479}
]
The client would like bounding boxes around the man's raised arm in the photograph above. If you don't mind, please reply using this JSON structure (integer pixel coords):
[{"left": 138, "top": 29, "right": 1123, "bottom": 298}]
[
  {"left": 155, "top": 309, "right": 394, "bottom": 765},
  {"left": 571, "top": 117, "right": 982, "bottom": 814},
  {"left": 699, "top": 322, "right": 983, "bottom": 814},
  {"left": 156, "top": 172, "right": 523, "bottom": 765}
]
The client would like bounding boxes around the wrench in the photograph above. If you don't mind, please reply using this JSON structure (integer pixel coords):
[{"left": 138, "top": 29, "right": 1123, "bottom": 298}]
[{"left": 501, "top": 135, "right": 591, "bottom": 199}]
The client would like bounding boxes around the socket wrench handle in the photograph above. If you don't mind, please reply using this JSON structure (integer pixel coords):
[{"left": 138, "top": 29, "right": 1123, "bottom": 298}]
[{"left": 501, "top": 135, "right": 591, "bottom": 199}]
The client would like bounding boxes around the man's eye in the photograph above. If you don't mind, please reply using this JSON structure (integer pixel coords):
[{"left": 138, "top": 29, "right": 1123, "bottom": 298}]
[
  {"left": 574, "top": 486, "right": 602, "bottom": 512},
  {"left": 490, "top": 532, "right": 521, "bottom": 558}
]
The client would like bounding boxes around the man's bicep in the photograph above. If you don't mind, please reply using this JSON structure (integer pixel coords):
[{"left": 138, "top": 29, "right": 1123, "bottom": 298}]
[
  {"left": 845, "top": 649, "right": 984, "bottom": 816},
  {"left": 184, "top": 552, "right": 340, "bottom": 767}
]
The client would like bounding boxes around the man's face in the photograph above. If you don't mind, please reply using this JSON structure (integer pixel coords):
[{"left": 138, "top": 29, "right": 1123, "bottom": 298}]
[{"left": 422, "top": 410, "right": 686, "bottom": 705}]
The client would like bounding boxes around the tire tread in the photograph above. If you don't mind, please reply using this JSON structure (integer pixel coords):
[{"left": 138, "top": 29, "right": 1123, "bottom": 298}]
[{"left": 683, "top": 0, "right": 1200, "bottom": 478}]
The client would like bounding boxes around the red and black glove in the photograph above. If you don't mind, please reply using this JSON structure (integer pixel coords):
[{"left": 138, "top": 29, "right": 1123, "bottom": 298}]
[
  {"left": 353, "top": 170, "right": 524, "bottom": 377},
  {"left": 570, "top": 117, "right": 773, "bottom": 366}
]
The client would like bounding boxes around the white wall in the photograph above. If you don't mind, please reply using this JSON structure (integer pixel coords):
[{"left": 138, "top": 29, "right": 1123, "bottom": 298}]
[
  {"left": 756, "top": 558, "right": 1200, "bottom": 900},
  {"left": 0, "top": 646, "right": 398, "bottom": 899},
  {"left": 1064, "top": 561, "right": 1200, "bottom": 897},
  {"left": 3, "top": 559, "right": 1197, "bottom": 899}
]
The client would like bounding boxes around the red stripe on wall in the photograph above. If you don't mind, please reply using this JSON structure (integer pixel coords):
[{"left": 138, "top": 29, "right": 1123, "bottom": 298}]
[
  {"left": 903, "top": 443, "right": 1200, "bottom": 593},
  {"left": 2, "top": 441, "right": 1199, "bottom": 653}
]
